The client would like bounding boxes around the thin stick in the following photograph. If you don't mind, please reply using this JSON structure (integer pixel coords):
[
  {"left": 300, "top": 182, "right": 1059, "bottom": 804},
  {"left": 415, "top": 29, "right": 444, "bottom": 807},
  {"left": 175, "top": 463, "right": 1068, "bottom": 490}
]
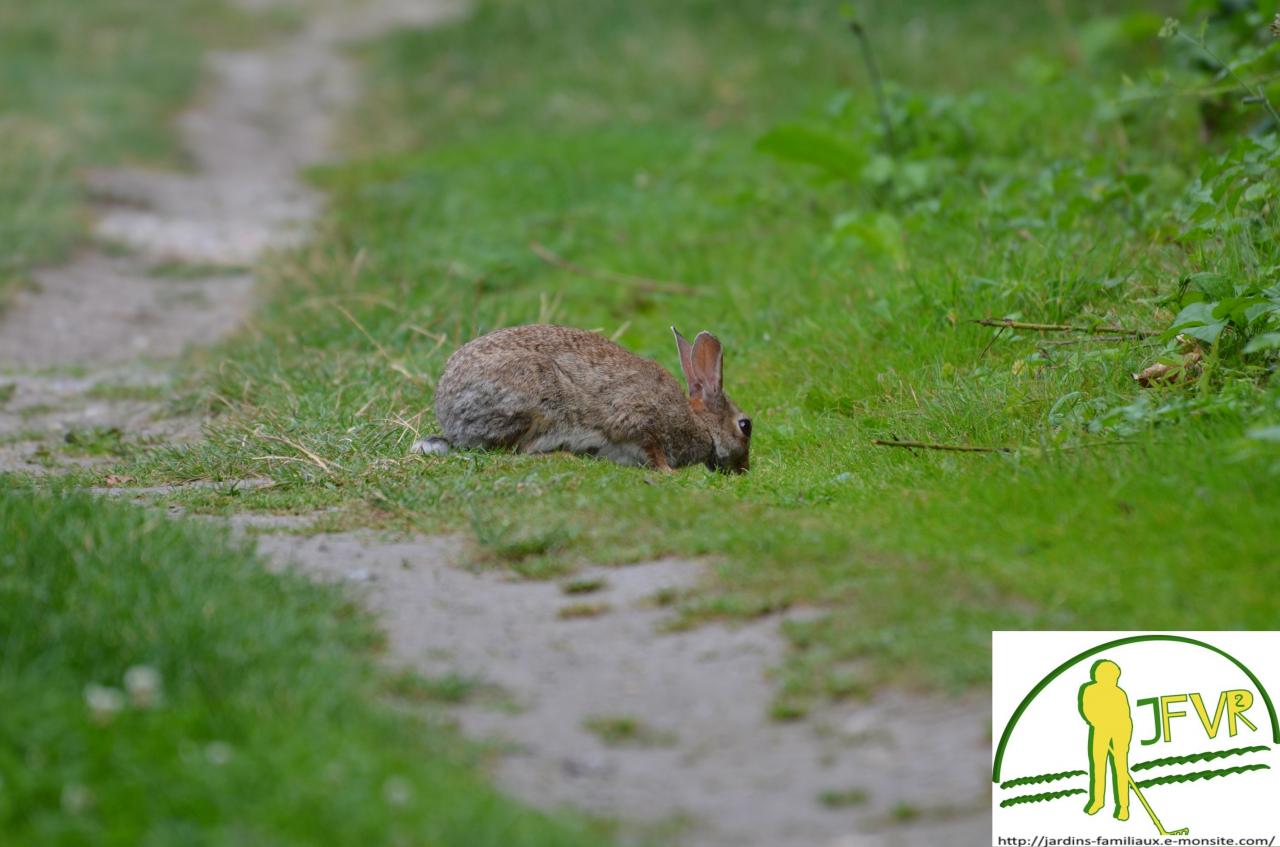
[
  {"left": 384, "top": 409, "right": 426, "bottom": 448},
  {"left": 978, "top": 324, "right": 1007, "bottom": 360},
  {"left": 1037, "top": 337, "right": 1134, "bottom": 346},
  {"left": 872, "top": 438, "right": 1140, "bottom": 455},
  {"left": 1112, "top": 70, "right": 1280, "bottom": 104},
  {"left": 1056, "top": 440, "right": 1141, "bottom": 451},
  {"left": 332, "top": 302, "right": 427, "bottom": 385},
  {"left": 1043, "top": 0, "right": 1081, "bottom": 65},
  {"left": 529, "top": 241, "right": 702, "bottom": 296},
  {"left": 1178, "top": 30, "right": 1280, "bottom": 128},
  {"left": 972, "top": 318, "right": 1154, "bottom": 338},
  {"left": 256, "top": 432, "right": 341, "bottom": 474},
  {"left": 872, "top": 439, "right": 1011, "bottom": 454},
  {"left": 849, "top": 21, "right": 896, "bottom": 155},
  {"left": 1116, "top": 740, "right": 1189, "bottom": 836}
]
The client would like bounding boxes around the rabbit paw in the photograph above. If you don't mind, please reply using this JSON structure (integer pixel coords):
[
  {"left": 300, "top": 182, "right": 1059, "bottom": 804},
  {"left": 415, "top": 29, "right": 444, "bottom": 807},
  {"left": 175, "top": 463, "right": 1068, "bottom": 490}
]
[
  {"left": 410, "top": 436, "right": 451, "bottom": 456},
  {"left": 644, "top": 443, "right": 674, "bottom": 472}
]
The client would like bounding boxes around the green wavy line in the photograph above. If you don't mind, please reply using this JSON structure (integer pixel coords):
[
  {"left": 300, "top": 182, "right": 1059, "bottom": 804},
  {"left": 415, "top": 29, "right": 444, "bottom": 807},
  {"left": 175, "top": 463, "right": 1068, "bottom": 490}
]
[
  {"left": 1000, "top": 769, "right": 1088, "bottom": 789},
  {"left": 1132, "top": 745, "right": 1269, "bottom": 772},
  {"left": 1000, "top": 788, "right": 1087, "bottom": 808},
  {"left": 1136, "top": 763, "right": 1270, "bottom": 788}
]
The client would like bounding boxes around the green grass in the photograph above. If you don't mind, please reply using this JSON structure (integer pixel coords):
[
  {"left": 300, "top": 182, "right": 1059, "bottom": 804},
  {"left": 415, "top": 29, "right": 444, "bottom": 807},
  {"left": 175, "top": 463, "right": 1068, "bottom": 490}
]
[
  {"left": 84, "top": 381, "right": 168, "bottom": 403},
  {"left": 0, "top": 0, "right": 266, "bottom": 301},
  {"left": 582, "top": 716, "right": 675, "bottom": 748},
  {"left": 817, "top": 788, "right": 870, "bottom": 810},
  {"left": 61, "top": 426, "right": 130, "bottom": 457},
  {"left": 0, "top": 488, "right": 613, "bottom": 845},
  {"left": 147, "top": 261, "right": 251, "bottom": 279},
  {"left": 382, "top": 668, "right": 503, "bottom": 706},
  {"left": 557, "top": 602, "right": 613, "bottom": 621},
  {"left": 108, "top": 0, "right": 1280, "bottom": 709},
  {"left": 561, "top": 577, "right": 607, "bottom": 595}
]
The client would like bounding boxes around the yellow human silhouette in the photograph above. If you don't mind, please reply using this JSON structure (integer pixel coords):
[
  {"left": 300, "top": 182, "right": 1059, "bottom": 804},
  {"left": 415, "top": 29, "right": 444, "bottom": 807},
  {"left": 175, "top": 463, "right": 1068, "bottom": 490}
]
[{"left": 1079, "top": 659, "right": 1132, "bottom": 821}]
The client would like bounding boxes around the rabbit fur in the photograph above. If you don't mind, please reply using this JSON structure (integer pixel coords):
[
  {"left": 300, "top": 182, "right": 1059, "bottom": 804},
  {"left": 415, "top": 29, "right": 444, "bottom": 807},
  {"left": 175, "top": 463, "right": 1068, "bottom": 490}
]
[{"left": 412, "top": 324, "right": 751, "bottom": 473}]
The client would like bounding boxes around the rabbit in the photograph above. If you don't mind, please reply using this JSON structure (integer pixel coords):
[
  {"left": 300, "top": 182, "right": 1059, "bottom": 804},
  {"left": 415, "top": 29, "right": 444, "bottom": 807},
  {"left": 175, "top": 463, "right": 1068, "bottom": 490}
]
[{"left": 412, "top": 324, "right": 751, "bottom": 473}]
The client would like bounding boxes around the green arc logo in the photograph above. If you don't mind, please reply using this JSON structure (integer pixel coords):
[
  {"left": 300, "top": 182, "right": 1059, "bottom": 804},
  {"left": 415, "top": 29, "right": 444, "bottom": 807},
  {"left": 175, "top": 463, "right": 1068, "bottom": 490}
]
[{"left": 992, "top": 634, "right": 1280, "bottom": 783}]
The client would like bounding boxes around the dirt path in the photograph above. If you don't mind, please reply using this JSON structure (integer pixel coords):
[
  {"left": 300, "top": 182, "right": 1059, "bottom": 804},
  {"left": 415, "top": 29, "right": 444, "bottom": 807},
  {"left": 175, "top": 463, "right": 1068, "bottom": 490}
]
[
  {"left": 263, "top": 531, "right": 991, "bottom": 846},
  {"left": 0, "top": 3, "right": 991, "bottom": 845},
  {"left": 0, "top": 0, "right": 452, "bottom": 473}
]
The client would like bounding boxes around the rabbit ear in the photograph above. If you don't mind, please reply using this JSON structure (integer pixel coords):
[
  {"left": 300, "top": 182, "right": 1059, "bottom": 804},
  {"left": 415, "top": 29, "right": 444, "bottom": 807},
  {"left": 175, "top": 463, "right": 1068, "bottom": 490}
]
[
  {"left": 672, "top": 326, "right": 696, "bottom": 396},
  {"left": 691, "top": 331, "right": 723, "bottom": 399}
]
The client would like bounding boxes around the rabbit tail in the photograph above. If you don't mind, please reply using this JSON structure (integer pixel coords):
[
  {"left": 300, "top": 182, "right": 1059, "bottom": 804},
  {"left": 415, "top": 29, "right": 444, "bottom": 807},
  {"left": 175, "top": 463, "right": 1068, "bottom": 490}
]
[{"left": 410, "top": 436, "right": 452, "bottom": 456}]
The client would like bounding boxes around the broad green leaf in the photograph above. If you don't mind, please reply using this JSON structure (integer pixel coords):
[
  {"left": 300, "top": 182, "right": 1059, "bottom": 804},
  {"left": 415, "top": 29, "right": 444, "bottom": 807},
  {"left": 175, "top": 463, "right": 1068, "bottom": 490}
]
[
  {"left": 1244, "top": 301, "right": 1280, "bottom": 325},
  {"left": 1213, "top": 295, "right": 1268, "bottom": 325},
  {"left": 832, "top": 211, "right": 905, "bottom": 267},
  {"left": 1170, "top": 301, "right": 1228, "bottom": 344},
  {"left": 1243, "top": 181, "right": 1273, "bottom": 203},
  {"left": 1246, "top": 425, "right": 1280, "bottom": 442},
  {"left": 1187, "top": 272, "right": 1231, "bottom": 299},
  {"left": 1244, "top": 332, "right": 1280, "bottom": 353},
  {"left": 756, "top": 124, "right": 866, "bottom": 181}
]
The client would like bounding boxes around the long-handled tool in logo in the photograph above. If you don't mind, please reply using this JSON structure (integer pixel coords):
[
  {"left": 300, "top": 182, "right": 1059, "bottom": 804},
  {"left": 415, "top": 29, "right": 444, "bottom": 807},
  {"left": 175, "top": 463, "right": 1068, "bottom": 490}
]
[
  {"left": 1125, "top": 772, "right": 1189, "bottom": 836},
  {"left": 1107, "top": 739, "right": 1189, "bottom": 836}
]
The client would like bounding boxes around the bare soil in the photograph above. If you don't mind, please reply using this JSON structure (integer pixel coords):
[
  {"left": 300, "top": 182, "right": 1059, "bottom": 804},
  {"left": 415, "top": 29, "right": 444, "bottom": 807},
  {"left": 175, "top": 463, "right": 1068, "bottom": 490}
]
[{"left": 263, "top": 532, "right": 992, "bottom": 846}]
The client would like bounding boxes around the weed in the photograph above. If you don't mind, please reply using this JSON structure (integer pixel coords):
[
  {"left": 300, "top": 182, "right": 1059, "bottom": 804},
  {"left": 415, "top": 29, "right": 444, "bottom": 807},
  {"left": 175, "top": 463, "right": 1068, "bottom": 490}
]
[
  {"left": 472, "top": 511, "right": 573, "bottom": 564},
  {"left": 562, "top": 576, "right": 608, "bottom": 595},
  {"left": 582, "top": 715, "right": 675, "bottom": 747},
  {"left": 382, "top": 668, "right": 492, "bottom": 705},
  {"left": 818, "top": 788, "right": 870, "bottom": 809},
  {"left": 62, "top": 426, "right": 129, "bottom": 457},
  {"left": 148, "top": 260, "right": 249, "bottom": 279},
  {"left": 558, "top": 602, "right": 612, "bottom": 620},
  {"left": 85, "top": 382, "right": 167, "bottom": 402},
  {"left": 648, "top": 587, "right": 683, "bottom": 607}
]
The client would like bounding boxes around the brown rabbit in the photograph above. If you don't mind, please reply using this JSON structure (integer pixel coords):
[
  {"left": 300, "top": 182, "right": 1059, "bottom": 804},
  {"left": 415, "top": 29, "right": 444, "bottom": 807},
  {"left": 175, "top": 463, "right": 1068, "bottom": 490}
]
[{"left": 412, "top": 325, "right": 751, "bottom": 472}]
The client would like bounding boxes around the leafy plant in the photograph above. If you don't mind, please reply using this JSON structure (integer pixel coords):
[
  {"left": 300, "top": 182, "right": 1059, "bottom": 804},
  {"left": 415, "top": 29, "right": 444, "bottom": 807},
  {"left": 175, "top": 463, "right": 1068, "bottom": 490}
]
[
  {"left": 1158, "top": 10, "right": 1280, "bottom": 367},
  {"left": 755, "top": 124, "right": 866, "bottom": 181}
]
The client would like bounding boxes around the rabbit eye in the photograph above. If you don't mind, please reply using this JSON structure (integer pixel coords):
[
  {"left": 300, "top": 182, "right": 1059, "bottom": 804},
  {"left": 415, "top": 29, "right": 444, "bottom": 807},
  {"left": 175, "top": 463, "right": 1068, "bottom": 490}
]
[{"left": 738, "top": 418, "right": 752, "bottom": 438}]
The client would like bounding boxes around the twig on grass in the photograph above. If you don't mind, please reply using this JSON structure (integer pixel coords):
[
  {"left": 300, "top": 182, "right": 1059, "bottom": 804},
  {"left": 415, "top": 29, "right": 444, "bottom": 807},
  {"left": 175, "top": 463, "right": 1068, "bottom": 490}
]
[
  {"left": 332, "top": 302, "right": 430, "bottom": 385},
  {"left": 972, "top": 318, "right": 1154, "bottom": 338},
  {"left": 345, "top": 247, "right": 368, "bottom": 288},
  {"left": 252, "top": 454, "right": 313, "bottom": 467},
  {"left": 1055, "top": 440, "right": 1142, "bottom": 452},
  {"left": 1172, "top": 26, "right": 1280, "bottom": 128},
  {"left": 1036, "top": 337, "right": 1136, "bottom": 346},
  {"left": 849, "top": 20, "right": 896, "bottom": 155},
  {"left": 256, "top": 432, "right": 342, "bottom": 474},
  {"left": 353, "top": 390, "right": 383, "bottom": 419},
  {"left": 385, "top": 409, "right": 426, "bottom": 449},
  {"left": 528, "top": 241, "right": 702, "bottom": 297},
  {"left": 872, "top": 439, "right": 1011, "bottom": 454},
  {"left": 407, "top": 324, "right": 449, "bottom": 346},
  {"left": 872, "top": 438, "right": 1143, "bottom": 455},
  {"left": 978, "top": 325, "right": 1007, "bottom": 361}
]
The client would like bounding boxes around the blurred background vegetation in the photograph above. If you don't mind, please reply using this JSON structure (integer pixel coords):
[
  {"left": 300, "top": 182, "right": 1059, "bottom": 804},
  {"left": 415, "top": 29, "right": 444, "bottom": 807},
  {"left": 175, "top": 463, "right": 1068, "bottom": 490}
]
[{"left": 0, "top": 0, "right": 266, "bottom": 300}]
